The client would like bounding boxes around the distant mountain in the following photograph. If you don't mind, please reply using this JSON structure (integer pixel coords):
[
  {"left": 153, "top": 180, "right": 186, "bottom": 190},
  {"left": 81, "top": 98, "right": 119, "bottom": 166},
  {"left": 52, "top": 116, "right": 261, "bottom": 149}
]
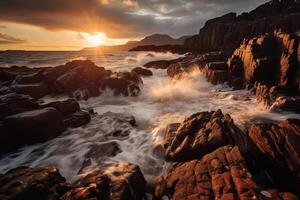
[{"left": 81, "top": 34, "right": 190, "bottom": 52}]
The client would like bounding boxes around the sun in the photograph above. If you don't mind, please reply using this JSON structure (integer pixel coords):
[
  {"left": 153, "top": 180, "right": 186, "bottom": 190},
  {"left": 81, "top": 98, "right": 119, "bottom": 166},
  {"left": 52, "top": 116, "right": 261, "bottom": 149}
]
[{"left": 84, "top": 32, "right": 107, "bottom": 46}]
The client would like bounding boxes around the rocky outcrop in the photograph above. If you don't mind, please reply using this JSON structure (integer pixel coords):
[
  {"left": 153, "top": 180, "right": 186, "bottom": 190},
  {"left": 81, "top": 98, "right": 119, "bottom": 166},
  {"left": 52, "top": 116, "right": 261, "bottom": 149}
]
[
  {"left": 248, "top": 119, "right": 300, "bottom": 179},
  {"left": 153, "top": 145, "right": 298, "bottom": 200},
  {"left": 163, "top": 110, "right": 251, "bottom": 162},
  {"left": 0, "top": 60, "right": 143, "bottom": 100},
  {"left": 0, "top": 163, "right": 146, "bottom": 200},
  {"left": 0, "top": 166, "right": 69, "bottom": 200},
  {"left": 184, "top": 0, "right": 300, "bottom": 52},
  {"left": 1, "top": 108, "right": 66, "bottom": 151},
  {"left": 0, "top": 98, "right": 91, "bottom": 153},
  {"left": 132, "top": 67, "right": 153, "bottom": 76},
  {"left": 144, "top": 58, "right": 184, "bottom": 69}
]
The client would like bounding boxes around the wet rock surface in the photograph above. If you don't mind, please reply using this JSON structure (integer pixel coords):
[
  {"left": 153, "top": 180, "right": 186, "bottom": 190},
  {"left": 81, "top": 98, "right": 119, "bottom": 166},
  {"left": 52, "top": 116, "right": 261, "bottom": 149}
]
[
  {"left": 0, "top": 98, "right": 91, "bottom": 153},
  {"left": 248, "top": 119, "right": 300, "bottom": 189},
  {"left": 153, "top": 145, "right": 298, "bottom": 200},
  {"left": 0, "top": 60, "right": 143, "bottom": 100},
  {"left": 163, "top": 110, "right": 250, "bottom": 162},
  {"left": 132, "top": 67, "right": 153, "bottom": 76},
  {"left": 0, "top": 163, "right": 146, "bottom": 200}
]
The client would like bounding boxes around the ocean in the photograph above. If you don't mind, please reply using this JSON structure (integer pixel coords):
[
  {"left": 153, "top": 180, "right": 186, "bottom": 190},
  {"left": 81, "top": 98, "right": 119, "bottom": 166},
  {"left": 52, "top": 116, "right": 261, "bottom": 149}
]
[{"left": 0, "top": 50, "right": 299, "bottom": 185}]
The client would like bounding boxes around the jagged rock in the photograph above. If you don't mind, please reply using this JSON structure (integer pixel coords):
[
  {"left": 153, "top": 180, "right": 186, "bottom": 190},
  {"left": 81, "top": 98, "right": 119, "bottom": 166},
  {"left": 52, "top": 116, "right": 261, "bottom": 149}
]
[
  {"left": 255, "top": 83, "right": 300, "bottom": 113},
  {"left": 132, "top": 67, "right": 153, "bottom": 76},
  {"left": 0, "top": 163, "right": 147, "bottom": 200},
  {"left": 0, "top": 166, "right": 69, "bottom": 200},
  {"left": 1, "top": 108, "right": 66, "bottom": 152},
  {"left": 184, "top": 0, "right": 300, "bottom": 52},
  {"left": 163, "top": 110, "right": 250, "bottom": 162},
  {"left": 63, "top": 163, "right": 146, "bottom": 200},
  {"left": 200, "top": 62, "right": 229, "bottom": 85},
  {"left": 248, "top": 119, "right": 300, "bottom": 177},
  {"left": 13, "top": 72, "right": 43, "bottom": 84},
  {"left": 63, "top": 110, "right": 91, "bottom": 128},
  {"left": 153, "top": 145, "right": 298, "bottom": 200}
]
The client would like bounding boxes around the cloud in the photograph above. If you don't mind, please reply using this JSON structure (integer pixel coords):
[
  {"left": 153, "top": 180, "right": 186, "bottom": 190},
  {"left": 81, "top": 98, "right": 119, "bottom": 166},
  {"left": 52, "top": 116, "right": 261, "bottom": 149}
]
[
  {"left": 0, "top": 0, "right": 267, "bottom": 38},
  {"left": 0, "top": 32, "right": 27, "bottom": 44}
]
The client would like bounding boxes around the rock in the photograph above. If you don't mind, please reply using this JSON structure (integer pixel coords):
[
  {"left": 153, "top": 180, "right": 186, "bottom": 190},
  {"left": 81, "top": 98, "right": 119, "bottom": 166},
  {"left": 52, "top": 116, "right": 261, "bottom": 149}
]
[
  {"left": 0, "top": 166, "right": 69, "bottom": 200},
  {"left": 0, "top": 163, "right": 147, "bottom": 200},
  {"left": 11, "top": 82, "right": 49, "bottom": 98},
  {"left": 63, "top": 163, "right": 146, "bottom": 200},
  {"left": 63, "top": 110, "right": 91, "bottom": 128},
  {"left": 132, "top": 67, "right": 153, "bottom": 76},
  {"left": 248, "top": 119, "right": 300, "bottom": 178},
  {"left": 270, "top": 96, "right": 300, "bottom": 113},
  {"left": 163, "top": 110, "right": 250, "bottom": 162},
  {"left": 154, "top": 145, "right": 298, "bottom": 200},
  {"left": 60, "top": 171, "right": 110, "bottom": 200},
  {"left": 40, "top": 98, "right": 80, "bottom": 116},
  {"left": 144, "top": 58, "right": 184, "bottom": 69},
  {"left": 100, "top": 72, "right": 142, "bottom": 96},
  {"left": 184, "top": 0, "right": 300, "bottom": 52},
  {"left": 0, "top": 93, "right": 38, "bottom": 118},
  {"left": 104, "top": 163, "right": 146, "bottom": 200},
  {"left": 200, "top": 62, "right": 229, "bottom": 85},
  {"left": 1, "top": 108, "right": 66, "bottom": 152},
  {"left": 79, "top": 142, "right": 122, "bottom": 174},
  {"left": 229, "top": 34, "right": 277, "bottom": 84},
  {"left": 13, "top": 72, "right": 43, "bottom": 84}
]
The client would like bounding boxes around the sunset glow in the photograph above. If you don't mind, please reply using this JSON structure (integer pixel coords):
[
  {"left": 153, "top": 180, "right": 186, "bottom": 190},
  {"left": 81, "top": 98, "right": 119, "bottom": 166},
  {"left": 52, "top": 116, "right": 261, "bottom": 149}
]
[{"left": 84, "top": 32, "right": 107, "bottom": 46}]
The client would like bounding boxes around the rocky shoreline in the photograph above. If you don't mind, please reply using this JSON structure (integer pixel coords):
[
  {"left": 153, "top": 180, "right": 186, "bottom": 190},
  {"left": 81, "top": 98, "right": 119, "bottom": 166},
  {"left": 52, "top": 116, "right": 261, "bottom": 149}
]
[{"left": 1, "top": 0, "right": 300, "bottom": 200}]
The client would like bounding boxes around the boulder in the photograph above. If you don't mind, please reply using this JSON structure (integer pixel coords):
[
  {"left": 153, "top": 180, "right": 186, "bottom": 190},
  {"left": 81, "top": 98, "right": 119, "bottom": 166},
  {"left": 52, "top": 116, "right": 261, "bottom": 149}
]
[
  {"left": 40, "top": 98, "right": 80, "bottom": 116},
  {"left": 0, "top": 93, "right": 38, "bottom": 118},
  {"left": 132, "top": 67, "right": 153, "bottom": 76},
  {"left": 0, "top": 163, "right": 147, "bottom": 200},
  {"left": 62, "top": 163, "right": 146, "bottom": 200},
  {"left": 0, "top": 166, "right": 69, "bottom": 200},
  {"left": 163, "top": 110, "right": 250, "bottom": 162},
  {"left": 153, "top": 145, "right": 298, "bottom": 200},
  {"left": 144, "top": 58, "right": 184, "bottom": 69},
  {"left": 63, "top": 110, "right": 91, "bottom": 128},
  {"left": 11, "top": 82, "right": 49, "bottom": 98},
  {"left": 1, "top": 108, "right": 66, "bottom": 152},
  {"left": 100, "top": 72, "right": 142, "bottom": 96}
]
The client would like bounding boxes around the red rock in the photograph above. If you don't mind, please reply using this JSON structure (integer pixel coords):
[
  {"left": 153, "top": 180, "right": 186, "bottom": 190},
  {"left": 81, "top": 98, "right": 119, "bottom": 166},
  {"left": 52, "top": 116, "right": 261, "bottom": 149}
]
[
  {"left": 154, "top": 146, "right": 298, "bottom": 200},
  {"left": 163, "top": 110, "right": 250, "bottom": 162},
  {"left": 248, "top": 119, "right": 300, "bottom": 178},
  {"left": 144, "top": 58, "right": 184, "bottom": 69}
]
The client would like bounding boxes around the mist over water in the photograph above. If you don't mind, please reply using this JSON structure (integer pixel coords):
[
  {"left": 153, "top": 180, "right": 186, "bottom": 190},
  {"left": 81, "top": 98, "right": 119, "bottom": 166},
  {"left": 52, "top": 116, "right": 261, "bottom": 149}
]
[{"left": 0, "top": 51, "right": 300, "bottom": 184}]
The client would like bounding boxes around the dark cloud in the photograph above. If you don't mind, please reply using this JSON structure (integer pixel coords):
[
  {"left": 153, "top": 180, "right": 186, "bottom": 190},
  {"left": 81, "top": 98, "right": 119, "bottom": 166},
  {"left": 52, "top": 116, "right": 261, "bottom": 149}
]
[
  {"left": 0, "top": 0, "right": 268, "bottom": 38},
  {"left": 0, "top": 33, "right": 27, "bottom": 44}
]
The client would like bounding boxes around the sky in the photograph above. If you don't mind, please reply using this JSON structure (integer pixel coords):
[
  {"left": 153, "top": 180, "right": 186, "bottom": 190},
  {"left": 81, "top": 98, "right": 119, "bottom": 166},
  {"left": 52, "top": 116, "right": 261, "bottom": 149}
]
[{"left": 0, "top": 0, "right": 267, "bottom": 51}]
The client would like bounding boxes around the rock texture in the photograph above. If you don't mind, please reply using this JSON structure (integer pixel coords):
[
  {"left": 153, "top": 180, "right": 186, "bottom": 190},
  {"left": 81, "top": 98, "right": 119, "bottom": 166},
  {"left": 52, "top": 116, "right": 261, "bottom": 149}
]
[
  {"left": 0, "top": 163, "right": 146, "bottom": 200},
  {"left": 0, "top": 60, "right": 143, "bottom": 100},
  {"left": 0, "top": 98, "right": 91, "bottom": 153},
  {"left": 248, "top": 119, "right": 300, "bottom": 178},
  {"left": 131, "top": 67, "right": 153, "bottom": 76},
  {"left": 184, "top": 0, "right": 300, "bottom": 52},
  {"left": 153, "top": 145, "right": 298, "bottom": 200},
  {"left": 163, "top": 110, "right": 251, "bottom": 162}
]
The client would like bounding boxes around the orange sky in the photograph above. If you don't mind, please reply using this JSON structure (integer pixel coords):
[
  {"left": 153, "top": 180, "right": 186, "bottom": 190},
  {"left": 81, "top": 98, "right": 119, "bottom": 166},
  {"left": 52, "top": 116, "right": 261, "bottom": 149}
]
[
  {"left": 0, "top": 0, "right": 266, "bottom": 51},
  {"left": 0, "top": 23, "right": 132, "bottom": 51}
]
